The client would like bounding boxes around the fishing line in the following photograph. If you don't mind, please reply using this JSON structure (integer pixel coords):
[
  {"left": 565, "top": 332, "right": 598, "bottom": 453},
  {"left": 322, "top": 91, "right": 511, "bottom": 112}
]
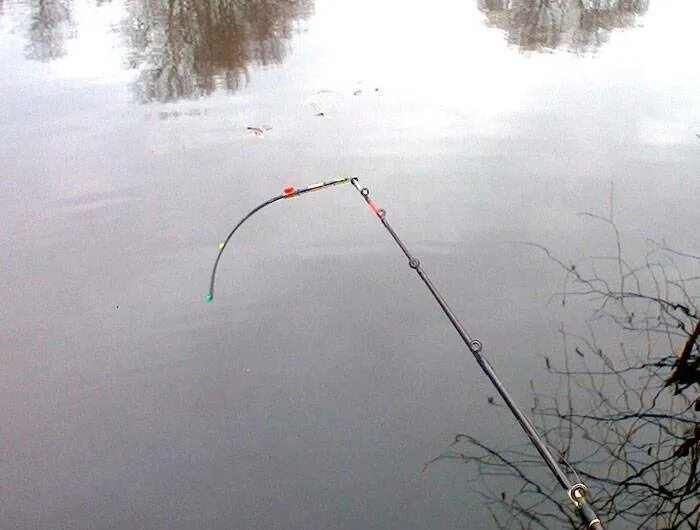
[{"left": 206, "top": 176, "right": 604, "bottom": 529}]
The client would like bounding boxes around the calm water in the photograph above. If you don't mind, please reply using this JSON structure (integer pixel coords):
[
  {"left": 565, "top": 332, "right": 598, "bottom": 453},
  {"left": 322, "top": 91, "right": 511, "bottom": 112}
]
[{"left": 1, "top": 0, "right": 699, "bottom": 528}]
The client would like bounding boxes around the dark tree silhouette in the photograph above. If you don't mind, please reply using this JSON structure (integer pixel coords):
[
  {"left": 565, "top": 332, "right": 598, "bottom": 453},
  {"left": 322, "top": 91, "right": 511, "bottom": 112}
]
[
  {"left": 477, "top": 0, "right": 650, "bottom": 53},
  {"left": 125, "top": 0, "right": 313, "bottom": 102},
  {"left": 427, "top": 193, "right": 699, "bottom": 529}
]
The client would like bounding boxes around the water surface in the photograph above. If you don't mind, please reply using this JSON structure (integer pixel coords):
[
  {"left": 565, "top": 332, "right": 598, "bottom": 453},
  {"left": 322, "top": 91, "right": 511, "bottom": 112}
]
[{"left": 1, "top": 0, "right": 699, "bottom": 528}]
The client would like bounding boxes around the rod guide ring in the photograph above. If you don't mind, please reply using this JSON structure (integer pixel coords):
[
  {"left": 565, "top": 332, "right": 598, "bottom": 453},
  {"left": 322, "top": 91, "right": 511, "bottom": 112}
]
[{"left": 568, "top": 483, "right": 587, "bottom": 507}]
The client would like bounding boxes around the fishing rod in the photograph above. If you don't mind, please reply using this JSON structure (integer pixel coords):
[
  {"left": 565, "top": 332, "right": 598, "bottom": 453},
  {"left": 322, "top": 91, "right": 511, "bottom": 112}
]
[{"left": 207, "top": 176, "right": 604, "bottom": 529}]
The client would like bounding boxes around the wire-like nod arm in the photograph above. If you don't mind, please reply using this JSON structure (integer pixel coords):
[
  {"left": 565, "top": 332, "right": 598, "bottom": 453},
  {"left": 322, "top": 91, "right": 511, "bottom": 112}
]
[
  {"left": 206, "top": 177, "right": 351, "bottom": 302},
  {"left": 348, "top": 177, "right": 604, "bottom": 530}
]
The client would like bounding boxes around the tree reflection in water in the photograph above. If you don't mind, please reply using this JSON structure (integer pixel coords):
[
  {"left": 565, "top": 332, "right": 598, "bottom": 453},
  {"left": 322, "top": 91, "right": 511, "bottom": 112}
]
[
  {"left": 427, "top": 202, "right": 699, "bottom": 529},
  {"left": 4, "top": 0, "right": 313, "bottom": 101},
  {"left": 125, "top": 0, "right": 313, "bottom": 102},
  {"left": 25, "top": 0, "right": 73, "bottom": 61},
  {"left": 478, "top": 0, "right": 649, "bottom": 53},
  {"left": 9, "top": 0, "right": 652, "bottom": 101}
]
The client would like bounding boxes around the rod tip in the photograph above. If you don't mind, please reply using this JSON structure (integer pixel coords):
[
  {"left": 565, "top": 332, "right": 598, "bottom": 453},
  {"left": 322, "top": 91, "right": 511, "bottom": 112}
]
[{"left": 206, "top": 293, "right": 213, "bottom": 302}]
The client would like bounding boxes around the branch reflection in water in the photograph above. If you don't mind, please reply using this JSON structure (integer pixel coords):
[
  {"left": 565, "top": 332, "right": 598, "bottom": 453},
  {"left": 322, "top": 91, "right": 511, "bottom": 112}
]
[
  {"left": 478, "top": 0, "right": 649, "bottom": 53},
  {"left": 426, "top": 202, "right": 699, "bottom": 529},
  {"left": 6, "top": 0, "right": 313, "bottom": 101},
  {"left": 125, "top": 0, "right": 313, "bottom": 102},
  {"left": 7, "top": 0, "right": 654, "bottom": 103},
  {"left": 25, "top": 0, "right": 74, "bottom": 61}
]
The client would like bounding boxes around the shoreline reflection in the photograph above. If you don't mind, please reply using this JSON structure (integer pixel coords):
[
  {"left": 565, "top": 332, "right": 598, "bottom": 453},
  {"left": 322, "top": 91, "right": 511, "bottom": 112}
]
[
  {"left": 5, "top": 0, "right": 313, "bottom": 102},
  {"left": 25, "top": 0, "right": 74, "bottom": 61},
  {"left": 125, "top": 0, "right": 313, "bottom": 102},
  {"left": 478, "top": 0, "right": 649, "bottom": 53}
]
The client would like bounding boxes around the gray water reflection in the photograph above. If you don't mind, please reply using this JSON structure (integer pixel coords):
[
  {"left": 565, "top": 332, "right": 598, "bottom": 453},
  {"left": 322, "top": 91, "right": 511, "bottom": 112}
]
[{"left": 478, "top": 0, "right": 649, "bottom": 53}]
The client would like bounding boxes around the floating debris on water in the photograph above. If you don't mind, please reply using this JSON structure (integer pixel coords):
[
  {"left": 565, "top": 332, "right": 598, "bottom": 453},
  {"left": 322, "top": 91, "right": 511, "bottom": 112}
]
[
  {"left": 305, "top": 90, "right": 338, "bottom": 117},
  {"left": 304, "top": 84, "right": 382, "bottom": 117},
  {"left": 246, "top": 125, "right": 272, "bottom": 138}
]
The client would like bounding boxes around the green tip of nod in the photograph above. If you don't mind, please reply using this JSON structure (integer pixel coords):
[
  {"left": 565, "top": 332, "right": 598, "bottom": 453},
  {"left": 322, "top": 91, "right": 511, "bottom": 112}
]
[{"left": 206, "top": 293, "right": 213, "bottom": 302}]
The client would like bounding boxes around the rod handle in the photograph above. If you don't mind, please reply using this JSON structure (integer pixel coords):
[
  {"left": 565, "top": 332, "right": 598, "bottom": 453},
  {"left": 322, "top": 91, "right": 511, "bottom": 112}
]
[{"left": 578, "top": 503, "right": 604, "bottom": 529}]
